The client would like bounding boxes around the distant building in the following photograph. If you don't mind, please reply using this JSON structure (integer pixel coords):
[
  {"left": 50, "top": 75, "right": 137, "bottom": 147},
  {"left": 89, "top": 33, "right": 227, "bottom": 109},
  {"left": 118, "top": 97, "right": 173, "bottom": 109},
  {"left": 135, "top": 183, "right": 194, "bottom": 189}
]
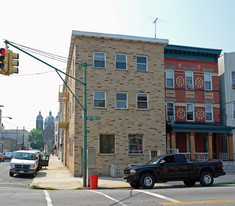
[
  {"left": 219, "top": 52, "right": 235, "bottom": 160},
  {"left": 0, "top": 129, "right": 29, "bottom": 153},
  {"left": 36, "top": 111, "right": 55, "bottom": 153},
  {"left": 36, "top": 111, "right": 43, "bottom": 132}
]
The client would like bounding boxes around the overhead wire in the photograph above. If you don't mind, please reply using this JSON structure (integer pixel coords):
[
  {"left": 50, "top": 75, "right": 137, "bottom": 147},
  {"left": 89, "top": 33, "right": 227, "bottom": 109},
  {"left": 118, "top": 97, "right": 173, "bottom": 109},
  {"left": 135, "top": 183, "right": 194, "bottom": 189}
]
[
  {"left": 3, "top": 41, "right": 80, "bottom": 76},
  {"left": 6, "top": 41, "right": 68, "bottom": 63}
]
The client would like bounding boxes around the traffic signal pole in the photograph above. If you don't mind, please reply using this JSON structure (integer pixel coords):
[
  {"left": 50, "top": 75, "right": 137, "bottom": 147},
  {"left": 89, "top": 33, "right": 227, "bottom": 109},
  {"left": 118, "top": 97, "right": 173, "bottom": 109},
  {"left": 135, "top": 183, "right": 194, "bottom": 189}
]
[
  {"left": 79, "top": 62, "right": 92, "bottom": 187},
  {"left": 4, "top": 40, "right": 93, "bottom": 187}
]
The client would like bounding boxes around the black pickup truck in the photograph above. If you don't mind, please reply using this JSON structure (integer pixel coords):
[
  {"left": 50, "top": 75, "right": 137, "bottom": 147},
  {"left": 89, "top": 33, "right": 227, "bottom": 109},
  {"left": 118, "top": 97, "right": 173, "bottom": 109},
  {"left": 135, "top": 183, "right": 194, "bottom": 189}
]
[{"left": 123, "top": 153, "right": 226, "bottom": 189}]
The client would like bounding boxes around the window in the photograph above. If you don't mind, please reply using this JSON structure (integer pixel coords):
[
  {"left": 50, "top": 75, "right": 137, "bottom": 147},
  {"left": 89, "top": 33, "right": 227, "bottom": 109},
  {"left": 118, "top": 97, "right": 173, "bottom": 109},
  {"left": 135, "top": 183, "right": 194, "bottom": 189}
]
[
  {"left": 116, "top": 54, "right": 127, "bottom": 70},
  {"left": 116, "top": 92, "right": 127, "bottom": 109},
  {"left": 204, "top": 73, "right": 212, "bottom": 90},
  {"left": 163, "top": 155, "right": 175, "bottom": 163},
  {"left": 93, "top": 52, "right": 105, "bottom": 68},
  {"left": 128, "top": 134, "right": 143, "bottom": 154},
  {"left": 185, "top": 71, "right": 193, "bottom": 89},
  {"left": 137, "top": 94, "right": 148, "bottom": 109},
  {"left": 232, "top": 72, "right": 235, "bottom": 88},
  {"left": 205, "top": 104, "right": 213, "bottom": 122},
  {"left": 136, "top": 56, "right": 147, "bottom": 71},
  {"left": 233, "top": 102, "right": 235, "bottom": 119},
  {"left": 94, "top": 91, "right": 106, "bottom": 108},
  {"left": 166, "top": 103, "right": 175, "bottom": 121},
  {"left": 187, "top": 104, "right": 194, "bottom": 121},
  {"left": 166, "top": 70, "right": 174, "bottom": 88},
  {"left": 100, "top": 135, "right": 115, "bottom": 154}
]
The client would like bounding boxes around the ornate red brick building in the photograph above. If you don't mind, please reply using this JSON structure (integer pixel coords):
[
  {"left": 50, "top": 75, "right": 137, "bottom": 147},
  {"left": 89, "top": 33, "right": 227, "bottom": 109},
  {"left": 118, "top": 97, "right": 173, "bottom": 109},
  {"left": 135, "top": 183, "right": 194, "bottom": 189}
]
[{"left": 164, "top": 45, "right": 234, "bottom": 161}]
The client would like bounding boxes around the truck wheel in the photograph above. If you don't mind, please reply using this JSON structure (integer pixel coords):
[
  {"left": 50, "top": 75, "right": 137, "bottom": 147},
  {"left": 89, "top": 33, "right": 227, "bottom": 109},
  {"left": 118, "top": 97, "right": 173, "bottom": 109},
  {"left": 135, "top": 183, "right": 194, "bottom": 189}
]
[
  {"left": 200, "top": 172, "right": 213, "bottom": 186},
  {"left": 140, "top": 173, "right": 155, "bottom": 189},
  {"left": 9, "top": 172, "right": 14, "bottom": 177},
  {"left": 184, "top": 180, "right": 196, "bottom": 187},
  {"left": 130, "top": 183, "right": 140, "bottom": 189}
]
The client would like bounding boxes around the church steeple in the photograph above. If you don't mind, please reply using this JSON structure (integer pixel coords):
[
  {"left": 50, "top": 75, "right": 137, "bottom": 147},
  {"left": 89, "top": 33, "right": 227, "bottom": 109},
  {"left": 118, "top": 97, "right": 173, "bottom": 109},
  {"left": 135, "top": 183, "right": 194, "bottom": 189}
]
[{"left": 36, "top": 111, "right": 43, "bottom": 131}]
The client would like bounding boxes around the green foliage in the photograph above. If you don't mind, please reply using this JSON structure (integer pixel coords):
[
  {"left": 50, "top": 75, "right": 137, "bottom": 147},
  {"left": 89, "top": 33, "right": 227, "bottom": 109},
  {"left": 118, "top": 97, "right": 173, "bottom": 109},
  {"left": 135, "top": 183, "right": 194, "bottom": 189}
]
[
  {"left": 29, "top": 129, "right": 44, "bottom": 151},
  {"left": 30, "top": 185, "right": 40, "bottom": 189}
]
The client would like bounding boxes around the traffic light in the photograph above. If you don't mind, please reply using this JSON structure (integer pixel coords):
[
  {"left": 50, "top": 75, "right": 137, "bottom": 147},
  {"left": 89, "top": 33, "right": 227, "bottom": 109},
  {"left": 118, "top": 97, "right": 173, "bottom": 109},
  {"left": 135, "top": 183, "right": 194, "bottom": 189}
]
[
  {"left": 0, "top": 48, "right": 6, "bottom": 72},
  {"left": 8, "top": 50, "right": 19, "bottom": 75}
]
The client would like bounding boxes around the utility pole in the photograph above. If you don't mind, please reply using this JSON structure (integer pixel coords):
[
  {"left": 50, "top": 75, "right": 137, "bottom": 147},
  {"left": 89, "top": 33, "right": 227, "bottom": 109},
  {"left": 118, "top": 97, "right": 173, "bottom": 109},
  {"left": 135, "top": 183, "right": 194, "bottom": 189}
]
[{"left": 79, "top": 61, "right": 92, "bottom": 187}]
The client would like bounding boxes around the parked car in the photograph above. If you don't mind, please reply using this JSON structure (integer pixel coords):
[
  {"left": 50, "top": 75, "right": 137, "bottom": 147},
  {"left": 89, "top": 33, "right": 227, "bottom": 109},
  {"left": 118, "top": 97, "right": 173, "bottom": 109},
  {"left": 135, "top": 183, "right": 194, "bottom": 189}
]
[
  {"left": 9, "top": 150, "right": 40, "bottom": 177},
  {"left": 124, "top": 153, "right": 226, "bottom": 189},
  {"left": 4, "top": 152, "right": 13, "bottom": 160},
  {"left": 0, "top": 153, "right": 4, "bottom": 162}
]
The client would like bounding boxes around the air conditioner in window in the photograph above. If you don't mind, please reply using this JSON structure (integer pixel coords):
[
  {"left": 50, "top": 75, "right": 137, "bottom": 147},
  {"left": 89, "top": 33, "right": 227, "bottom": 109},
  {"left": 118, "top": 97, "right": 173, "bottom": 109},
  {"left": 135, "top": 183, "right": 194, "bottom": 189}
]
[
  {"left": 167, "top": 116, "right": 174, "bottom": 122},
  {"left": 187, "top": 84, "right": 193, "bottom": 89},
  {"left": 232, "top": 84, "right": 235, "bottom": 89}
]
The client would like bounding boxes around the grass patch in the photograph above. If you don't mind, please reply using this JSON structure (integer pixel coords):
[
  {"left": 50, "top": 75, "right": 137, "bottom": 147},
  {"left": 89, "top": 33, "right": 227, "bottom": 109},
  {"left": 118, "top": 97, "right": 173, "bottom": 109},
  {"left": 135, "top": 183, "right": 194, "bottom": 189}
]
[
  {"left": 75, "top": 187, "right": 84, "bottom": 190},
  {"left": 30, "top": 185, "right": 40, "bottom": 189},
  {"left": 46, "top": 187, "right": 57, "bottom": 190}
]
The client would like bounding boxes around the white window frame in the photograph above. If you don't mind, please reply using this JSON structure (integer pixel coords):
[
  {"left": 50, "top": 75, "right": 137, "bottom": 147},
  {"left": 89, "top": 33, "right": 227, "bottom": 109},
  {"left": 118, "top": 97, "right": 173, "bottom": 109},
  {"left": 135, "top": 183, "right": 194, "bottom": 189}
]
[
  {"left": 115, "top": 54, "right": 127, "bottom": 70},
  {"left": 116, "top": 92, "right": 128, "bottom": 109},
  {"left": 93, "top": 52, "right": 106, "bottom": 68},
  {"left": 185, "top": 71, "right": 194, "bottom": 89},
  {"left": 186, "top": 103, "right": 194, "bottom": 121},
  {"left": 99, "top": 134, "right": 115, "bottom": 155},
  {"left": 93, "top": 91, "right": 106, "bottom": 108},
  {"left": 233, "top": 102, "right": 235, "bottom": 119},
  {"left": 231, "top": 71, "right": 235, "bottom": 88},
  {"left": 204, "top": 73, "right": 212, "bottom": 90},
  {"left": 136, "top": 56, "right": 148, "bottom": 72},
  {"left": 166, "top": 102, "right": 175, "bottom": 121},
  {"left": 128, "top": 134, "right": 144, "bottom": 154},
  {"left": 137, "top": 93, "right": 148, "bottom": 110},
  {"left": 205, "top": 104, "right": 213, "bottom": 122},
  {"left": 166, "top": 70, "right": 174, "bottom": 88}
]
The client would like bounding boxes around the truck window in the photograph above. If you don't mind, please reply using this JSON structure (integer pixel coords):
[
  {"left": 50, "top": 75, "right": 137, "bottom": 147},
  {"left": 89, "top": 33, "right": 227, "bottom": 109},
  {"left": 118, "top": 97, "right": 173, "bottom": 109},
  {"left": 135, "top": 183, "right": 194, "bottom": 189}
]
[
  {"left": 174, "top": 154, "right": 187, "bottom": 163},
  {"left": 163, "top": 155, "right": 175, "bottom": 163}
]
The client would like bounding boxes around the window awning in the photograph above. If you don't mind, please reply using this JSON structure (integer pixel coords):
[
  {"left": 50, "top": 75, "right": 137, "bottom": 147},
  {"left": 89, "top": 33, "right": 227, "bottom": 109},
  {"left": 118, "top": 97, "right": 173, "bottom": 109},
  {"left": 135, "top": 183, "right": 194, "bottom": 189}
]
[{"left": 171, "top": 124, "right": 235, "bottom": 133}]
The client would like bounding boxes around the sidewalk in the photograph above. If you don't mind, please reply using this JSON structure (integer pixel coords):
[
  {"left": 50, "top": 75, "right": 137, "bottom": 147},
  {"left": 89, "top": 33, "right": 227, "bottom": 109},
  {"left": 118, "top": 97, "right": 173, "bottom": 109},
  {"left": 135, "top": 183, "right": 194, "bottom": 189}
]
[{"left": 30, "top": 156, "right": 235, "bottom": 190}]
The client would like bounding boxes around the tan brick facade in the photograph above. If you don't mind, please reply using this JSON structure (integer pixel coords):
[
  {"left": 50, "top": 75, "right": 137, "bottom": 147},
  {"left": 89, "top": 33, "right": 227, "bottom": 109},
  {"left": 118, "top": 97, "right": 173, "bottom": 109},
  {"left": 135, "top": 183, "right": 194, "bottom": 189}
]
[{"left": 60, "top": 31, "right": 168, "bottom": 176}]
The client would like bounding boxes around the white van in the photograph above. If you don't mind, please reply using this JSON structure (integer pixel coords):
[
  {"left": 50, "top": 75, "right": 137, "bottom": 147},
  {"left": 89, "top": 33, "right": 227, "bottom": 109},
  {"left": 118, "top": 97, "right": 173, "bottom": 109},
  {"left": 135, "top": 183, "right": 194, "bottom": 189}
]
[{"left": 9, "top": 150, "right": 39, "bottom": 177}]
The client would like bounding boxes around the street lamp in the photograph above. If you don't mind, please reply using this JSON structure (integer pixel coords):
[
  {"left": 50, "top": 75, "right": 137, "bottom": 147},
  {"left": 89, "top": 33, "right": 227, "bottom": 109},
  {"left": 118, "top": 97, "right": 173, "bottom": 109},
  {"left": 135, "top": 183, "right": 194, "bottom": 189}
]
[
  {"left": 0, "top": 105, "right": 12, "bottom": 140},
  {"left": 2, "top": 116, "right": 12, "bottom": 120}
]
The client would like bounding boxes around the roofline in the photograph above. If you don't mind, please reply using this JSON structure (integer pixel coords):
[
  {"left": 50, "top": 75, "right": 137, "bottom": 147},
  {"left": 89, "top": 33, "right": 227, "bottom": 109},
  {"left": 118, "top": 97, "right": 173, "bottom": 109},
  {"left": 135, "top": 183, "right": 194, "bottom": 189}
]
[
  {"left": 165, "top": 44, "right": 222, "bottom": 62},
  {"left": 65, "top": 30, "right": 169, "bottom": 84},
  {"left": 72, "top": 30, "right": 169, "bottom": 44}
]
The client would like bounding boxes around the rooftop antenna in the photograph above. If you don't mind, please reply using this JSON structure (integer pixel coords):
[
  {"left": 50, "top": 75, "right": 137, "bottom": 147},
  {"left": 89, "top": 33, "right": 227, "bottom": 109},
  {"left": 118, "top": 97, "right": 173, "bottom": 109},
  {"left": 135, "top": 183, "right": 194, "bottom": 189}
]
[{"left": 153, "top": 18, "right": 158, "bottom": 38}]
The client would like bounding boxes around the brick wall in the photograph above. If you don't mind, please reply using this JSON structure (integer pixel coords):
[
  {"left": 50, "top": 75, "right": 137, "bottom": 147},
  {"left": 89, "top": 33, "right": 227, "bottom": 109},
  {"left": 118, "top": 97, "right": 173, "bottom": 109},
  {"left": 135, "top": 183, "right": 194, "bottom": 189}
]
[{"left": 63, "top": 35, "right": 167, "bottom": 176}]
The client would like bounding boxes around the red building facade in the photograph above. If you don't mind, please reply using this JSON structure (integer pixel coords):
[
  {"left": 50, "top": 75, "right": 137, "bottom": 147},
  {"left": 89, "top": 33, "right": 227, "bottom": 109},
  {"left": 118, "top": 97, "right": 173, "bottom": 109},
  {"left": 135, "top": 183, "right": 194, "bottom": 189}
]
[{"left": 164, "top": 45, "right": 234, "bottom": 161}]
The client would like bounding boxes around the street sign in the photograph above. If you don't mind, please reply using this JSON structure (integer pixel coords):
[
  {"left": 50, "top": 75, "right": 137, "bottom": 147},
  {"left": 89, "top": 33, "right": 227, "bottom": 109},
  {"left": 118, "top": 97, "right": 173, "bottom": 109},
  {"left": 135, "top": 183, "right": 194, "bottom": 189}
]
[
  {"left": 86, "top": 130, "right": 90, "bottom": 133},
  {"left": 87, "top": 116, "right": 100, "bottom": 120}
]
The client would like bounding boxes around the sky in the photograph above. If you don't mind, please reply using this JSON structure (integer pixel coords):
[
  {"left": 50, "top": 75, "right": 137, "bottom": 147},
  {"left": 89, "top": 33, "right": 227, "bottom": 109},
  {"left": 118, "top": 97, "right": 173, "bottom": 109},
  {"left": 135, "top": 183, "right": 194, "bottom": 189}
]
[{"left": 0, "top": 0, "right": 235, "bottom": 131}]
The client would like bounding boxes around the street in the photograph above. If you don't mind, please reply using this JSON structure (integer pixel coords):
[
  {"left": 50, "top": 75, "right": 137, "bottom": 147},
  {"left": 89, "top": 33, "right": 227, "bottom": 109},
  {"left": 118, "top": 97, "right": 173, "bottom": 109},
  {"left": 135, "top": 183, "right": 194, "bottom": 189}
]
[
  {"left": 0, "top": 161, "right": 235, "bottom": 206},
  {"left": 0, "top": 160, "right": 33, "bottom": 189}
]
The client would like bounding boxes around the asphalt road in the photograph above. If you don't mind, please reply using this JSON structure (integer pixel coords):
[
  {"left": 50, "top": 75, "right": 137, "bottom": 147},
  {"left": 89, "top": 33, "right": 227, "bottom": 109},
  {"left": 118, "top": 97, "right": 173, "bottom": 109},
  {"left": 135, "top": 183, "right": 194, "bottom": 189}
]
[
  {"left": 1, "top": 161, "right": 235, "bottom": 206},
  {"left": 0, "top": 159, "right": 34, "bottom": 189}
]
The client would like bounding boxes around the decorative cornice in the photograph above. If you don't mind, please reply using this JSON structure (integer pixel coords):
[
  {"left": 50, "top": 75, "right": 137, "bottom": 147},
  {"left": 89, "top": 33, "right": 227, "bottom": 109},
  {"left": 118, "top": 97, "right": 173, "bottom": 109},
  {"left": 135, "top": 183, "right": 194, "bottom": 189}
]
[{"left": 165, "top": 45, "right": 222, "bottom": 62}]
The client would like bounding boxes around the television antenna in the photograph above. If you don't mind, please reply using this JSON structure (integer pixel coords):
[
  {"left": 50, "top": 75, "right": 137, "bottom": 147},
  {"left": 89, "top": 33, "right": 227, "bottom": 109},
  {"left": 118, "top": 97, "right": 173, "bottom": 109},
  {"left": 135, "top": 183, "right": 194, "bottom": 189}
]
[{"left": 153, "top": 18, "right": 158, "bottom": 38}]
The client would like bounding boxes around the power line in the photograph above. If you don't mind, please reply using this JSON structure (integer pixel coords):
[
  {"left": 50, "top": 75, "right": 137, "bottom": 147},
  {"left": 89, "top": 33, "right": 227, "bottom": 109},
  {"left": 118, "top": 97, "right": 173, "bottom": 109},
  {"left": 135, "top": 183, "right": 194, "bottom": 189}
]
[{"left": 6, "top": 41, "right": 68, "bottom": 63}]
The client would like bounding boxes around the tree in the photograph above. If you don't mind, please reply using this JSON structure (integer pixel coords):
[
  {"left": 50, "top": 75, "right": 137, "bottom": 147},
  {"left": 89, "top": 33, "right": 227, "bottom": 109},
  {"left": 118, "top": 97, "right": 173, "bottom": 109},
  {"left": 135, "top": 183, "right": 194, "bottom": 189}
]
[{"left": 29, "top": 129, "right": 44, "bottom": 151}]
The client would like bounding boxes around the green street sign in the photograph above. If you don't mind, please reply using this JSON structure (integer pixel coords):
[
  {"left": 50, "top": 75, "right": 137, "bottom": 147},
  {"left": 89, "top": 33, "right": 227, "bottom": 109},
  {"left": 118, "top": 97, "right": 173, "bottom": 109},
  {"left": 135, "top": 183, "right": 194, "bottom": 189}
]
[
  {"left": 86, "top": 130, "right": 90, "bottom": 133},
  {"left": 87, "top": 116, "right": 100, "bottom": 120}
]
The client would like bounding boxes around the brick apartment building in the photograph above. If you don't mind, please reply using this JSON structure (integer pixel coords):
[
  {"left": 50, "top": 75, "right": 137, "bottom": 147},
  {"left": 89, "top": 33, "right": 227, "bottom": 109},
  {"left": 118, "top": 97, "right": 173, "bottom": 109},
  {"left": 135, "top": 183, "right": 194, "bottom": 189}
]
[
  {"left": 59, "top": 31, "right": 168, "bottom": 176},
  {"left": 164, "top": 45, "right": 234, "bottom": 161}
]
